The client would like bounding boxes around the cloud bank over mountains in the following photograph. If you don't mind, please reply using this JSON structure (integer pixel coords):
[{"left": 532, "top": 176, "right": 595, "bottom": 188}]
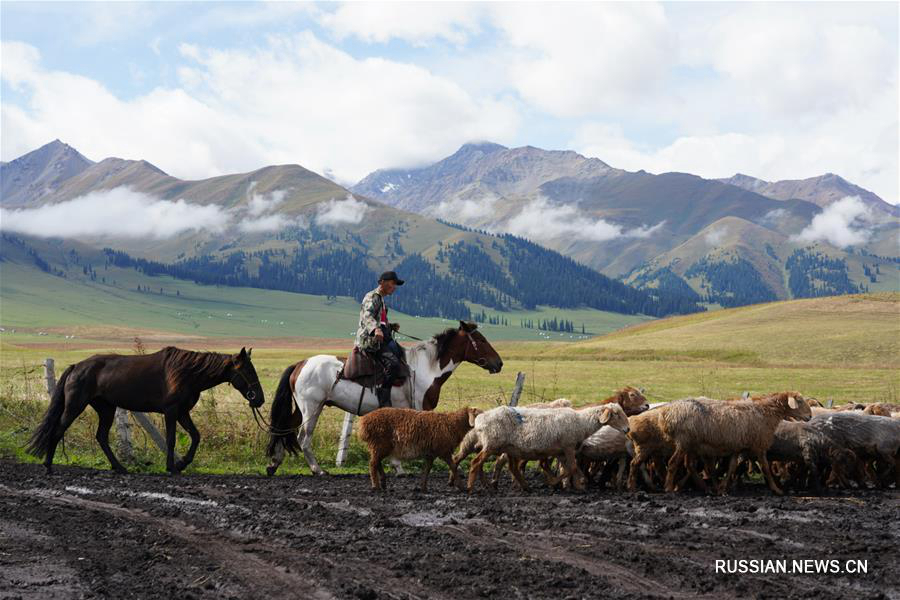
[
  {"left": 793, "top": 196, "right": 875, "bottom": 248},
  {"left": 0, "top": 185, "right": 367, "bottom": 239}
]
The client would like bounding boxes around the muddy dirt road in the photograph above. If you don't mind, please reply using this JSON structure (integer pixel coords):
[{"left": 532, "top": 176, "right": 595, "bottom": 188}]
[{"left": 1, "top": 460, "right": 897, "bottom": 599}]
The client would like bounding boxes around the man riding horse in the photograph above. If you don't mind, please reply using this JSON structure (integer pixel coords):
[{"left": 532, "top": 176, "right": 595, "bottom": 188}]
[{"left": 356, "top": 271, "right": 408, "bottom": 408}]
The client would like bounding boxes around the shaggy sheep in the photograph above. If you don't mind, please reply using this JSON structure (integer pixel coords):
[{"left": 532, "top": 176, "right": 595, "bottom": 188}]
[
  {"left": 659, "top": 392, "right": 812, "bottom": 495},
  {"left": 490, "top": 390, "right": 644, "bottom": 490},
  {"left": 807, "top": 412, "right": 900, "bottom": 488},
  {"left": 626, "top": 405, "right": 675, "bottom": 492},
  {"left": 767, "top": 420, "right": 832, "bottom": 493},
  {"left": 465, "top": 404, "right": 630, "bottom": 492},
  {"left": 358, "top": 406, "right": 481, "bottom": 491}
]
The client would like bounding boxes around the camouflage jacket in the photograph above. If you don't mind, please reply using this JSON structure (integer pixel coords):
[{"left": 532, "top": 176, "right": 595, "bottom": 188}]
[{"left": 355, "top": 288, "right": 386, "bottom": 352}]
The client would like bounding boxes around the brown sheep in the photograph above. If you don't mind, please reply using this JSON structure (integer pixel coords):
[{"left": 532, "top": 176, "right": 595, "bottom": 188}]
[
  {"left": 863, "top": 403, "right": 900, "bottom": 417},
  {"left": 627, "top": 407, "right": 675, "bottom": 492},
  {"left": 660, "top": 392, "right": 812, "bottom": 495},
  {"left": 358, "top": 406, "right": 481, "bottom": 492},
  {"left": 583, "top": 386, "right": 650, "bottom": 416}
]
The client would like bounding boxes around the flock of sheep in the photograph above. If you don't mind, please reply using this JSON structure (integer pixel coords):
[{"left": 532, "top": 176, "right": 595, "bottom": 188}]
[{"left": 357, "top": 387, "right": 900, "bottom": 495}]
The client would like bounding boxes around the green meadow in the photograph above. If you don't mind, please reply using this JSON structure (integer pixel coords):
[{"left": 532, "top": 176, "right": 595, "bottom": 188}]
[{"left": 1, "top": 268, "right": 898, "bottom": 476}]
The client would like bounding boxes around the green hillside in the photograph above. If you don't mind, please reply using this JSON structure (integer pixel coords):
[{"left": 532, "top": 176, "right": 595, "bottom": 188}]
[
  {"left": 565, "top": 293, "right": 900, "bottom": 369},
  {"left": 0, "top": 258, "right": 648, "bottom": 343}
]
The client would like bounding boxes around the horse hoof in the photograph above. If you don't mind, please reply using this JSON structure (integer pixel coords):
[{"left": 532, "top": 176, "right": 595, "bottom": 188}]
[{"left": 266, "top": 466, "right": 277, "bottom": 477}]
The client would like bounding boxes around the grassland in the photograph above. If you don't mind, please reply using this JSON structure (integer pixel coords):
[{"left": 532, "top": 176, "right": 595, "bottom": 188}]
[
  {"left": 2, "top": 292, "right": 898, "bottom": 476},
  {"left": 0, "top": 261, "right": 648, "bottom": 342}
]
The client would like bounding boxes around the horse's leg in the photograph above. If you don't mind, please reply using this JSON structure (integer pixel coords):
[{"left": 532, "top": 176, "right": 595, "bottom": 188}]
[
  {"left": 91, "top": 401, "right": 127, "bottom": 474},
  {"left": 296, "top": 395, "right": 327, "bottom": 476},
  {"left": 164, "top": 409, "right": 179, "bottom": 475},
  {"left": 45, "top": 385, "right": 91, "bottom": 474},
  {"left": 174, "top": 411, "right": 201, "bottom": 473}
]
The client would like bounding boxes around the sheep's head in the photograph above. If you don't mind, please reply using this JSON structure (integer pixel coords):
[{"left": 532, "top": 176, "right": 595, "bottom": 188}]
[
  {"left": 783, "top": 393, "right": 811, "bottom": 422},
  {"left": 598, "top": 404, "right": 630, "bottom": 434},
  {"left": 618, "top": 386, "right": 650, "bottom": 416},
  {"left": 863, "top": 404, "right": 891, "bottom": 417},
  {"left": 467, "top": 407, "right": 483, "bottom": 427}
]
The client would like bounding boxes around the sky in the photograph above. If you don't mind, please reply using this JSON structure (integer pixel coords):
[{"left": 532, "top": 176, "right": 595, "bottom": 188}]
[{"left": 2, "top": 2, "right": 898, "bottom": 203}]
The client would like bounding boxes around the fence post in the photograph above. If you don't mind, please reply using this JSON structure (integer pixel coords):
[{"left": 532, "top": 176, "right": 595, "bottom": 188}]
[
  {"left": 131, "top": 412, "right": 180, "bottom": 462},
  {"left": 115, "top": 409, "right": 134, "bottom": 463},
  {"left": 509, "top": 372, "right": 526, "bottom": 406},
  {"left": 335, "top": 413, "right": 355, "bottom": 467},
  {"left": 43, "top": 358, "right": 56, "bottom": 397}
]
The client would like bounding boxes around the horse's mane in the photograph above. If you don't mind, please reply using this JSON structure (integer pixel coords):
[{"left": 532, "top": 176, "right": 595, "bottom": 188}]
[
  {"left": 161, "top": 347, "right": 231, "bottom": 384},
  {"left": 432, "top": 327, "right": 460, "bottom": 358}
]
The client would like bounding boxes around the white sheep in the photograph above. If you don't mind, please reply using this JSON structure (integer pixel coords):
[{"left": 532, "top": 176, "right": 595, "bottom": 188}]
[{"left": 465, "top": 404, "right": 630, "bottom": 492}]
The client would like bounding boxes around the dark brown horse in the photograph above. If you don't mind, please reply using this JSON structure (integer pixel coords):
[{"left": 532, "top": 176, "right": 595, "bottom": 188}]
[{"left": 28, "top": 346, "right": 263, "bottom": 475}]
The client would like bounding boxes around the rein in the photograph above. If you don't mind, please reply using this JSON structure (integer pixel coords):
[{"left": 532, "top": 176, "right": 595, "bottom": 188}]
[
  {"left": 230, "top": 368, "right": 263, "bottom": 403},
  {"left": 394, "top": 331, "right": 425, "bottom": 341},
  {"left": 251, "top": 405, "right": 308, "bottom": 435}
]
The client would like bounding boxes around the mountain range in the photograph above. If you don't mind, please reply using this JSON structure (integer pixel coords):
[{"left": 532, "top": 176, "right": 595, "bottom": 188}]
[
  {"left": 2, "top": 140, "right": 898, "bottom": 318},
  {"left": 353, "top": 142, "right": 899, "bottom": 304},
  {"left": 0, "top": 141, "right": 701, "bottom": 322}
]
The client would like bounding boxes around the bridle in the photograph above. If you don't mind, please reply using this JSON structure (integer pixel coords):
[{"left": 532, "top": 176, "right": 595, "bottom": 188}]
[
  {"left": 230, "top": 368, "right": 262, "bottom": 404},
  {"left": 462, "top": 330, "right": 489, "bottom": 368}
]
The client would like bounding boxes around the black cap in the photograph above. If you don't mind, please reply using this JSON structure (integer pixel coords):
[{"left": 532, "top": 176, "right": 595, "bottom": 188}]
[{"left": 379, "top": 271, "right": 404, "bottom": 285}]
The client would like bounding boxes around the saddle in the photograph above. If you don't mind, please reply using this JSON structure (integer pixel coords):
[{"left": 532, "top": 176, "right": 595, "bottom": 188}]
[{"left": 337, "top": 347, "right": 409, "bottom": 389}]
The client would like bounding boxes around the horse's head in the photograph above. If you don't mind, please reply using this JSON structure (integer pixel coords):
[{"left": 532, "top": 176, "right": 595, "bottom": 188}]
[
  {"left": 230, "top": 347, "right": 265, "bottom": 408},
  {"left": 456, "top": 321, "right": 503, "bottom": 374}
]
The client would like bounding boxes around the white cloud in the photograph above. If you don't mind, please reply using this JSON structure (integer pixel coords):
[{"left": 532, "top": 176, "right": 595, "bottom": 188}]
[
  {"left": 0, "top": 187, "right": 229, "bottom": 238},
  {"left": 315, "top": 195, "right": 371, "bottom": 226},
  {"left": 700, "top": 5, "right": 895, "bottom": 118},
  {"left": 491, "top": 4, "right": 676, "bottom": 118},
  {"left": 705, "top": 226, "right": 728, "bottom": 247},
  {"left": 431, "top": 194, "right": 499, "bottom": 223},
  {"left": 246, "top": 185, "right": 286, "bottom": 217},
  {"left": 238, "top": 214, "right": 291, "bottom": 233},
  {"left": 0, "top": 185, "right": 302, "bottom": 237},
  {"left": 793, "top": 196, "right": 874, "bottom": 248},
  {"left": 0, "top": 36, "right": 519, "bottom": 184},
  {"left": 760, "top": 209, "right": 788, "bottom": 225},
  {"left": 502, "top": 197, "right": 662, "bottom": 243},
  {"left": 319, "top": 2, "right": 483, "bottom": 46},
  {"left": 572, "top": 95, "right": 899, "bottom": 205}
]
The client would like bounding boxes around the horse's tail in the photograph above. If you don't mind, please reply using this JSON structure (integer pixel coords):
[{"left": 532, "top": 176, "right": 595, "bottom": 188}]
[
  {"left": 27, "top": 364, "right": 74, "bottom": 458},
  {"left": 266, "top": 362, "right": 303, "bottom": 458}
]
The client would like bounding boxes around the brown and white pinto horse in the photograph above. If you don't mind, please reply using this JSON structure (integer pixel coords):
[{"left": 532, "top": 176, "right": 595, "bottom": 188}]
[{"left": 266, "top": 321, "right": 502, "bottom": 476}]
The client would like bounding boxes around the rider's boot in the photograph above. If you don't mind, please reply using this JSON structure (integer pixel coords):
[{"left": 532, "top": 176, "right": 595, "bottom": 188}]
[{"left": 377, "top": 385, "right": 392, "bottom": 408}]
